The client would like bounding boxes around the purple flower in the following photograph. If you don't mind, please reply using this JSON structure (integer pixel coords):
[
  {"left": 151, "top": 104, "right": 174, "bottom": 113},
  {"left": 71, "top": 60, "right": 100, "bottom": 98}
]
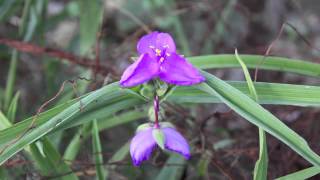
[
  {"left": 120, "top": 31, "right": 205, "bottom": 87},
  {"left": 130, "top": 124, "right": 190, "bottom": 166}
]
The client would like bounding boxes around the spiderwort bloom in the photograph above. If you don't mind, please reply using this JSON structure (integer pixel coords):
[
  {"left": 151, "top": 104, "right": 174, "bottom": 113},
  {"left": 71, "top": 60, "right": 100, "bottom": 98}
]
[
  {"left": 130, "top": 122, "right": 190, "bottom": 166},
  {"left": 120, "top": 31, "right": 205, "bottom": 87}
]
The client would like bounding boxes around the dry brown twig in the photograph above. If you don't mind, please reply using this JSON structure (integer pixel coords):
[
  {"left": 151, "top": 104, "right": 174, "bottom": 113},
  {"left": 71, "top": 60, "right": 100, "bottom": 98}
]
[
  {"left": 254, "top": 22, "right": 320, "bottom": 81},
  {"left": 0, "top": 38, "right": 118, "bottom": 76}
]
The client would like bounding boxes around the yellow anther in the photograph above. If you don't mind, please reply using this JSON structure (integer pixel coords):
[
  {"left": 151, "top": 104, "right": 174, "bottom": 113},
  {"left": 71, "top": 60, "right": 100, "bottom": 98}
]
[{"left": 155, "top": 49, "right": 161, "bottom": 56}]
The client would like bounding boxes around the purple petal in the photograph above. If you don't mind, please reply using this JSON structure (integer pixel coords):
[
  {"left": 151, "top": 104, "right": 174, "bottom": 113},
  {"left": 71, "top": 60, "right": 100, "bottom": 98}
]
[
  {"left": 162, "top": 127, "right": 190, "bottom": 159},
  {"left": 130, "top": 128, "right": 157, "bottom": 166},
  {"left": 120, "top": 53, "right": 159, "bottom": 87},
  {"left": 159, "top": 53, "right": 205, "bottom": 86},
  {"left": 137, "top": 32, "right": 176, "bottom": 56}
]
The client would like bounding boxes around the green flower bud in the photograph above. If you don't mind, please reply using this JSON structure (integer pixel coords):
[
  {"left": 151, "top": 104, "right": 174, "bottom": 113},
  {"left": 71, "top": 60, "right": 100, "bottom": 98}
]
[{"left": 152, "top": 128, "right": 165, "bottom": 150}]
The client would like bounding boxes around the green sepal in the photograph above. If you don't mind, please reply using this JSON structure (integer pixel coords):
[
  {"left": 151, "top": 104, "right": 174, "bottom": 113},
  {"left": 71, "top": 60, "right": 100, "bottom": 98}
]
[
  {"left": 159, "top": 122, "right": 175, "bottom": 129},
  {"left": 156, "top": 82, "right": 168, "bottom": 97},
  {"left": 152, "top": 128, "right": 165, "bottom": 150},
  {"left": 130, "top": 56, "right": 139, "bottom": 61},
  {"left": 136, "top": 123, "right": 152, "bottom": 132},
  {"left": 139, "top": 84, "right": 154, "bottom": 99}
]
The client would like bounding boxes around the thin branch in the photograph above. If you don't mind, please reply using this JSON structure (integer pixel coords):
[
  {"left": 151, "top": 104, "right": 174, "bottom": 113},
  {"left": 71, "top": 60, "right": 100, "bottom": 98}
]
[{"left": 0, "top": 38, "right": 118, "bottom": 76}]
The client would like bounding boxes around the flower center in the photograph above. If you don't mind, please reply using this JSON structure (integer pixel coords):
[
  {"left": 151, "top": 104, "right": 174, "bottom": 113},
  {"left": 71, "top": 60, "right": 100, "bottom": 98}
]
[{"left": 149, "top": 45, "right": 171, "bottom": 63}]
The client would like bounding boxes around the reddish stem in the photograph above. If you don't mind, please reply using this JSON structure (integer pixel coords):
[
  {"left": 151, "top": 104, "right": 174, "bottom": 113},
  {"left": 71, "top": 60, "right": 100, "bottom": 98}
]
[{"left": 154, "top": 94, "right": 160, "bottom": 128}]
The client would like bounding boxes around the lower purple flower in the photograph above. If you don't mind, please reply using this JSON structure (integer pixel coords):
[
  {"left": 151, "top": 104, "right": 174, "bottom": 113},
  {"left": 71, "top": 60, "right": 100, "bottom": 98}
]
[{"left": 130, "top": 125, "right": 190, "bottom": 166}]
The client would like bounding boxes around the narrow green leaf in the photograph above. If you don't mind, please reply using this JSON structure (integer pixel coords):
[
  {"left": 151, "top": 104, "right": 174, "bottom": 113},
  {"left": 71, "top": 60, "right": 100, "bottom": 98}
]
[
  {"left": 234, "top": 49, "right": 258, "bottom": 100},
  {"left": 0, "top": 166, "right": 9, "bottom": 180},
  {"left": 63, "top": 123, "right": 91, "bottom": 161},
  {"left": 108, "top": 142, "right": 130, "bottom": 168},
  {"left": 254, "top": 129, "right": 268, "bottom": 180},
  {"left": 0, "top": 98, "right": 77, "bottom": 147},
  {"left": 79, "top": 0, "right": 103, "bottom": 54},
  {"left": 29, "top": 142, "right": 55, "bottom": 176},
  {"left": 6, "top": 91, "right": 20, "bottom": 123},
  {"left": 92, "top": 119, "right": 106, "bottom": 180},
  {"left": 0, "top": 111, "right": 12, "bottom": 130},
  {"left": 0, "top": 0, "right": 20, "bottom": 21},
  {"left": 41, "top": 138, "right": 78, "bottom": 180},
  {"left": 170, "top": 82, "right": 320, "bottom": 106},
  {"left": 4, "top": 0, "right": 37, "bottom": 110},
  {"left": 4, "top": 50, "right": 18, "bottom": 111},
  {"left": 189, "top": 54, "right": 320, "bottom": 77},
  {"left": 196, "top": 72, "right": 320, "bottom": 167},
  {"left": 234, "top": 49, "right": 268, "bottom": 180},
  {"left": 155, "top": 154, "right": 186, "bottom": 180},
  {"left": 275, "top": 166, "right": 320, "bottom": 180},
  {"left": 196, "top": 151, "right": 212, "bottom": 177},
  {"left": 0, "top": 83, "right": 143, "bottom": 164},
  {"left": 64, "top": 110, "right": 146, "bottom": 163}
]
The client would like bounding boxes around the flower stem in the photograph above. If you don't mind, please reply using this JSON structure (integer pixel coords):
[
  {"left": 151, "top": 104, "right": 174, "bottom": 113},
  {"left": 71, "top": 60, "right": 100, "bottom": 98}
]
[{"left": 154, "top": 94, "right": 160, "bottom": 128}]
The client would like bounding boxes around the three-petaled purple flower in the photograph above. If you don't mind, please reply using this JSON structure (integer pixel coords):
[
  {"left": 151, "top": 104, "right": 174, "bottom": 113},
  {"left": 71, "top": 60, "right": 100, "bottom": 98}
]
[
  {"left": 120, "top": 31, "right": 205, "bottom": 87},
  {"left": 130, "top": 123, "right": 190, "bottom": 166}
]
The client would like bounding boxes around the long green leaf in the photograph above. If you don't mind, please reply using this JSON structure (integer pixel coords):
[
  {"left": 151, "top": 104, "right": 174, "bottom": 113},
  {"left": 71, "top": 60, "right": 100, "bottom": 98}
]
[
  {"left": 234, "top": 50, "right": 258, "bottom": 100},
  {"left": 79, "top": 0, "right": 103, "bottom": 54},
  {"left": 235, "top": 50, "right": 268, "bottom": 180},
  {"left": 64, "top": 110, "right": 146, "bottom": 162},
  {"left": 0, "top": 98, "right": 77, "bottom": 147},
  {"left": 155, "top": 154, "right": 186, "bottom": 180},
  {"left": 6, "top": 91, "right": 19, "bottom": 123},
  {"left": 0, "top": 83, "right": 144, "bottom": 165},
  {"left": 29, "top": 143, "right": 54, "bottom": 176},
  {"left": 189, "top": 54, "right": 320, "bottom": 77},
  {"left": 63, "top": 123, "right": 91, "bottom": 161},
  {"left": 0, "top": 0, "right": 20, "bottom": 21},
  {"left": 170, "top": 81, "right": 320, "bottom": 106},
  {"left": 196, "top": 72, "right": 320, "bottom": 166},
  {"left": 92, "top": 119, "right": 106, "bottom": 180},
  {"left": 254, "top": 129, "right": 268, "bottom": 180},
  {"left": 0, "top": 111, "right": 12, "bottom": 130},
  {"left": 41, "top": 138, "right": 78, "bottom": 180},
  {"left": 275, "top": 166, "right": 320, "bottom": 180}
]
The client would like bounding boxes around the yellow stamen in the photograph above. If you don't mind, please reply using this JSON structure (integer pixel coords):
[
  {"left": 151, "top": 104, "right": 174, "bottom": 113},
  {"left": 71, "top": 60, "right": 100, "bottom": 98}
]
[{"left": 155, "top": 49, "right": 161, "bottom": 56}]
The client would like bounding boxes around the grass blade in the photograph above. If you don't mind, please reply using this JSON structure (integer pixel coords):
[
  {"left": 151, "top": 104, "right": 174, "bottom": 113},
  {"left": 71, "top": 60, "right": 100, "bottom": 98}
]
[
  {"left": 170, "top": 82, "right": 320, "bottom": 106},
  {"left": 189, "top": 54, "right": 320, "bottom": 77},
  {"left": 64, "top": 110, "right": 146, "bottom": 162},
  {"left": 79, "top": 0, "right": 103, "bottom": 54},
  {"left": 6, "top": 91, "right": 19, "bottom": 123},
  {"left": 41, "top": 138, "right": 78, "bottom": 180},
  {"left": 155, "top": 154, "right": 186, "bottom": 180},
  {"left": 275, "top": 166, "right": 320, "bottom": 180},
  {"left": 92, "top": 119, "right": 106, "bottom": 180},
  {"left": 4, "top": 50, "right": 18, "bottom": 111},
  {"left": 196, "top": 72, "right": 320, "bottom": 167},
  {"left": 235, "top": 49, "right": 268, "bottom": 180},
  {"left": 63, "top": 123, "right": 91, "bottom": 161},
  {"left": 0, "top": 83, "right": 144, "bottom": 165}
]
